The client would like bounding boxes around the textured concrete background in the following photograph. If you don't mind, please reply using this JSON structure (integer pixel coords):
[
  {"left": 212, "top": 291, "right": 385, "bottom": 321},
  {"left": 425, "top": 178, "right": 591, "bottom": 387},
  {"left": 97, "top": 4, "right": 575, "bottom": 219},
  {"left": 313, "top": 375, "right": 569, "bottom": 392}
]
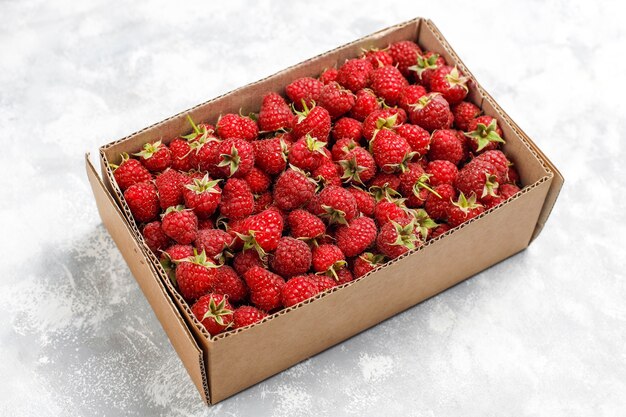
[{"left": 1, "top": 0, "right": 625, "bottom": 416}]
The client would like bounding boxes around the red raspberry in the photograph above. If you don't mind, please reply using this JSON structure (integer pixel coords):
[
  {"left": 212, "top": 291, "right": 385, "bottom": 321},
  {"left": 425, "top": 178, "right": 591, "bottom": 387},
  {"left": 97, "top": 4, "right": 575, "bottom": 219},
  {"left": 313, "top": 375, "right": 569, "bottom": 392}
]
[
  {"left": 233, "top": 249, "right": 265, "bottom": 276},
  {"left": 313, "top": 161, "right": 342, "bottom": 187},
  {"left": 374, "top": 199, "right": 411, "bottom": 226},
  {"left": 396, "top": 124, "right": 431, "bottom": 157},
  {"left": 155, "top": 168, "right": 187, "bottom": 210},
  {"left": 465, "top": 116, "right": 505, "bottom": 154},
  {"left": 369, "top": 172, "right": 401, "bottom": 193},
  {"left": 426, "top": 160, "right": 459, "bottom": 186},
  {"left": 370, "top": 65, "right": 409, "bottom": 105},
  {"left": 331, "top": 137, "right": 359, "bottom": 161},
  {"left": 273, "top": 168, "right": 316, "bottom": 211},
  {"left": 350, "top": 89, "right": 381, "bottom": 122},
  {"left": 253, "top": 136, "right": 289, "bottom": 175},
  {"left": 409, "top": 93, "right": 453, "bottom": 132},
  {"left": 398, "top": 84, "right": 428, "bottom": 114},
  {"left": 319, "top": 68, "right": 339, "bottom": 85},
  {"left": 270, "top": 237, "right": 312, "bottom": 278},
  {"left": 455, "top": 159, "right": 500, "bottom": 202},
  {"left": 376, "top": 218, "right": 422, "bottom": 259},
  {"left": 112, "top": 153, "right": 152, "bottom": 191},
  {"left": 335, "top": 267, "right": 355, "bottom": 285},
  {"left": 194, "top": 229, "right": 233, "bottom": 262},
  {"left": 318, "top": 185, "right": 359, "bottom": 225},
  {"left": 312, "top": 244, "right": 346, "bottom": 275},
  {"left": 142, "top": 221, "right": 170, "bottom": 253},
  {"left": 500, "top": 183, "right": 521, "bottom": 200},
  {"left": 124, "top": 181, "right": 159, "bottom": 223},
  {"left": 409, "top": 51, "right": 446, "bottom": 87},
  {"left": 191, "top": 293, "right": 233, "bottom": 336},
  {"left": 219, "top": 178, "right": 254, "bottom": 219},
  {"left": 336, "top": 58, "right": 374, "bottom": 93},
  {"left": 389, "top": 40, "right": 422, "bottom": 77},
  {"left": 429, "top": 66, "right": 469, "bottom": 104},
  {"left": 233, "top": 305, "right": 267, "bottom": 329},
  {"left": 134, "top": 140, "right": 172, "bottom": 173},
  {"left": 191, "top": 138, "right": 221, "bottom": 174},
  {"left": 424, "top": 184, "right": 456, "bottom": 220},
  {"left": 244, "top": 266, "right": 285, "bottom": 312},
  {"left": 371, "top": 129, "right": 413, "bottom": 173},
  {"left": 182, "top": 174, "right": 222, "bottom": 218},
  {"left": 176, "top": 251, "right": 218, "bottom": 301},
  {"left": 471, "top": 150, "right": 510, "bottom": 182},
  {"left": 213, "top": 265, "right": 247, "bottom": 303},
  {"left": 169, "top": 138, "right": 194, "bottom": 172},
  {"left": 281, "top": 276, "right": 320, "bottom": 307},
  {"left": 287, "top": 209, "right": 326, "bottom": 240},
  {"left": 214, "top": 138, "right": 254, "bottom": 178},
  {"left": 216, "top": 113, "right": 258, "bottom": 141},
  {"left": 311, "top": 274, "right": 337, "bottom": 292},
  {"left": 338, "top": 146, "right": 377, "bottom": 184},
  {"left": 352, "top": 252, "right": 386, "bottom": 278},
  {"left": 446, "top": 193, "right": 485, "bottom": 227},
  {"left": 161, "top": 206, "right": 198, "bottom": 245},
  {"left": 452, "top": 101, "right": 481, "bottom": 131},
  {"left": 258, "top": 92, "right": 294, "bottom": 132},
  {"left": 335, "top": 217, "right": 378, "bottom": 257},
  {"left": 362, "top": 48, "right": 393, "bottom": 68},
  {"left": 362, "top": 108, "right": 404, "bottom": 141},
  {"left": 240, "top": 208, "right": 284, "bottom": 254},
  {"left": 507, "top": 165, "right": 520, "bottom": 185},
  {"left": 286, "top": 77, "right": 323, "bottom": 110},
  {"left": 242, "top": 167, "right": 271, "bottom": 194},
  {"left": 292, "top": 104, "right": 332, "bottom": 142},
  {"left": 428, "top": 129, "right": 464, "bottom": 165},
  {"left": 349, "top": 187, "right": 376, "bottom": 217},
  {"left": 318, "top": 82, "right": 356, "bottom": 119},
  {"left": 253, "top": 191, "right": 274, "bottom": 214},
  {"left": 288, "top": 135, "right": 330, "bottom": 172},
  {"left": 430, "top": 223, "right": 451, "bottom": 239},
  {"left": 332, "top": 117, "right": 363, "bottom": 142}
]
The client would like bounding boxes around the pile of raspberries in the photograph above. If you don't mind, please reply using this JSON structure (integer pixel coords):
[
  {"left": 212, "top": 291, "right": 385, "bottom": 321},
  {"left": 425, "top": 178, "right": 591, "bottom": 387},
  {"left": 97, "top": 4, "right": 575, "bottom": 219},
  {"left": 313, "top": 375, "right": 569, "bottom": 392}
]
[{"left": 112, "top": 39, "right": 521, "bottom": 336}]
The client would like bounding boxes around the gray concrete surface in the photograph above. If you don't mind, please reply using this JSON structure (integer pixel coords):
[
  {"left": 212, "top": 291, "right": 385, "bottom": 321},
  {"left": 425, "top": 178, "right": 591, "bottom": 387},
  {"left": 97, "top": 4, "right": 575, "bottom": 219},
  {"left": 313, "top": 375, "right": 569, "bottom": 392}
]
[{"left": 1, "top": 0, "right": 625, "bottom": 415}]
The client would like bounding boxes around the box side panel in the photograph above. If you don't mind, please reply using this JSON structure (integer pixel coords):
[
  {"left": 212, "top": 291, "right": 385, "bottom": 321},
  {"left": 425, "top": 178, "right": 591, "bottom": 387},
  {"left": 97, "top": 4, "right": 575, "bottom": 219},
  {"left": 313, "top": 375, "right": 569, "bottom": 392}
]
[
  {"left": 207, "top": 177, "right": 552, "bottom": 402},
  {"left": 85, "top": 154, "right": 211, "bottom": 404}
]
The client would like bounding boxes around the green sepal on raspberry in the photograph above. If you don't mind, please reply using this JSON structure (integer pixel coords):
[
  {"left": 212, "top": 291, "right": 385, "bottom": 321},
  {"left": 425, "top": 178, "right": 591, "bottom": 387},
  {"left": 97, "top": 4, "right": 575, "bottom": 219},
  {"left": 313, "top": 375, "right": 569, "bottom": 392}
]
[
  {"left": 444, "top": 67, "right": 469, "bottom": 92},
  {"left": 339, "top": 156, "right": 368, "bottom": 185},
  {"left": 412, "top": 173, "right": 441, "bottom": 199},
  {"left": 409, "top": 53, "right": 440, "bottom": 78},
  {"left": 369, "top": 183, "right": 402, "bottom": 202},
  {"left": 385, "top": 150, "right": 417, "bottom": 174},
  {"left": 293, "top": 100, "right": 314, "bottom": 123},
  {"left": 302, "top": 133, "right": 327, "bottom": 154},
  {"left": 218, "top": 144, "right": 243, "bottom": 177},
  {"left": 389, "top": 219, "right": 420, "bottom": 251},
  {"left": 235, "top": 230, "right": 268, "bottom": 260},
  {"left": 201, "top": 295, "right": 234, "bottom": 327},
  {"left": 184, "top": 173, "right": 221, "bottom": 195},
  {"left": 413, "top": 209, "right": 438, "bottom": 239},
  {"left": 178, "top": 248, "right": 219, "bottom": 268},
  {"left": 452, "top": 192, "right": 481, "bottom": 214},
  {"left": 134, "top": 140, "right": 164, "bottom": 159},
  {"left": 464, "top": 119, "right": 505, "bottom": 152},
  {"left": 320, "top": 204, "right": 349, "bottom": 225},
  {"left": 481, "top": 172, "right": 499, "bottom": 198}
]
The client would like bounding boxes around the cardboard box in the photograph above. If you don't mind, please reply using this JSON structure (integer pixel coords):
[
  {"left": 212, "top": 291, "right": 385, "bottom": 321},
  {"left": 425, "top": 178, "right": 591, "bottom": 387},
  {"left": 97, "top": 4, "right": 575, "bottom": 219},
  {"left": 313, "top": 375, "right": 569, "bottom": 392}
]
[{"left": 86, "top": 17, "right": 563, "bottom": 404}]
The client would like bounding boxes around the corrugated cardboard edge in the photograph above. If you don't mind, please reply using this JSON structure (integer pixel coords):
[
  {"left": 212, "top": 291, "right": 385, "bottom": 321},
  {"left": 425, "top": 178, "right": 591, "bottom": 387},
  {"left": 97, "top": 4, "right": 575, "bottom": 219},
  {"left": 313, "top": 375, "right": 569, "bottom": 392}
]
[
  {"left": 85, "top": 154, "right": 211, "bottom": 404},
  {"left": 423, "top": 19, "right": 564, "bottom": 242}
]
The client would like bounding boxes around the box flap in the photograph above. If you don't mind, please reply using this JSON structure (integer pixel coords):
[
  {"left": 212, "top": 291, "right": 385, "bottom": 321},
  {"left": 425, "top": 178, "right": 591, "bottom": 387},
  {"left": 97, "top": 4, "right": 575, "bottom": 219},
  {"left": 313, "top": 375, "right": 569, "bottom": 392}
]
[{"left": 85, "top": 154, "right": 211, "bottom": 404}]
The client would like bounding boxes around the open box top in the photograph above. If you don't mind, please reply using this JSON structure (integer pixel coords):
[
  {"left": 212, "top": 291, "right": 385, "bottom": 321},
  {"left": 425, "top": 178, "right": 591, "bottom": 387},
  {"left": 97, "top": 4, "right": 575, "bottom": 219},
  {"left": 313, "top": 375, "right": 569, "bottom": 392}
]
[{"left": 88, "top": 17, "right": 563, "bottom": 404}]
